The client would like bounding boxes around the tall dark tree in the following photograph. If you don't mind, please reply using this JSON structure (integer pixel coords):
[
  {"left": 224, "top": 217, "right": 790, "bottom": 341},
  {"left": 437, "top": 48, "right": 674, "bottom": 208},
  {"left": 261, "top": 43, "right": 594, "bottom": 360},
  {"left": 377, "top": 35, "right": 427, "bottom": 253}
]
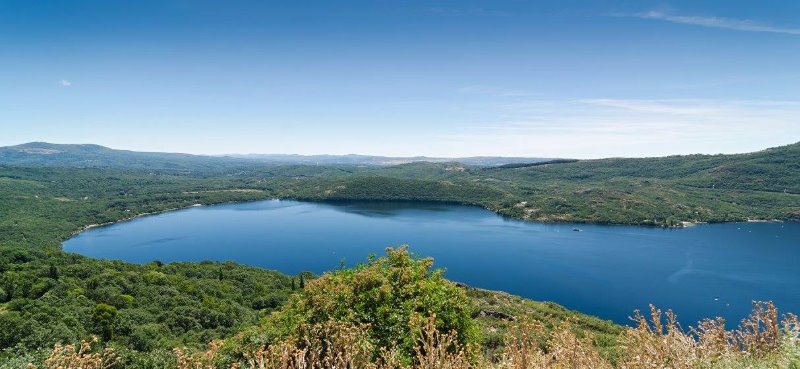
[
  {"left": 48, "top": 264, "right": 59, "bottom": 280},
  {"left": 93, "top": 303, "right": 118, "bottom": 341}
]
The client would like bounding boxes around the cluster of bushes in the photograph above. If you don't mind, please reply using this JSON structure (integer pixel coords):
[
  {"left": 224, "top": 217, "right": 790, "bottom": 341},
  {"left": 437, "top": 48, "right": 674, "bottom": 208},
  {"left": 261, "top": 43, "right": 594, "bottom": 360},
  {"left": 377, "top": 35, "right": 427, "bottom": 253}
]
[
  {"left": 0, "top": 246, "right": 297, "bottom": 366},
  {"left": 223, "top": 246, "right": 478, "bottom": 365}
]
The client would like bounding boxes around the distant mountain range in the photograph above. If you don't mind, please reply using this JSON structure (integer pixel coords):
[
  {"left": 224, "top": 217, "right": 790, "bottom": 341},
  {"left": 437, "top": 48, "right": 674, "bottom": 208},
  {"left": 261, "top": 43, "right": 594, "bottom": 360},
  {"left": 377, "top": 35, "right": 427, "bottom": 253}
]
[
  {"left": 225, "top": 153, "right": 549, "bottom": 167},
  {"left": 0, "top": 142, "right": 550, "bottom": 171}
]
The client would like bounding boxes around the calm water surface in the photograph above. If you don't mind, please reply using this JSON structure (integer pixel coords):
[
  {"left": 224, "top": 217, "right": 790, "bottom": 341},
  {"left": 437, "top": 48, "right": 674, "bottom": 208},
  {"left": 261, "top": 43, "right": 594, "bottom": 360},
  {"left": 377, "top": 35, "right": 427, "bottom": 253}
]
[{"left": 64, "top": 200, "right": 800, "bottom": 326}]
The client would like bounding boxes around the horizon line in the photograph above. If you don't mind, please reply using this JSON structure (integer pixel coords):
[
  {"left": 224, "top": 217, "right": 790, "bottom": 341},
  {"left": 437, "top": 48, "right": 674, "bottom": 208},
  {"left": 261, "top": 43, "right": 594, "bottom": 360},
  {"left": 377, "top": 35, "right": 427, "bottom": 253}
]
[{"left": 4, "top": 140, "right": 798, "bottom": 162}]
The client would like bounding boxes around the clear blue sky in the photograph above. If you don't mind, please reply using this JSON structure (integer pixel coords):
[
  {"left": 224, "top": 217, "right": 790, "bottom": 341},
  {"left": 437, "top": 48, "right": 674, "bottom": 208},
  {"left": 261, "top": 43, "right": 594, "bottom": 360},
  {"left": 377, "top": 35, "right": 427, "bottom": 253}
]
[{"left": 1, "top": 0, "right": 798, "bottom": 158}]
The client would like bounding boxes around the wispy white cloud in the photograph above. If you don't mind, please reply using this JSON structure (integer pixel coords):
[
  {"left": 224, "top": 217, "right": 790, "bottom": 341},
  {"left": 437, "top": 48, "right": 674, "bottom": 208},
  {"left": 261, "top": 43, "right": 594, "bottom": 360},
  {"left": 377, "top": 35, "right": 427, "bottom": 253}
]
[
  {"left": 58, "top": 79, "right": 72, "bottom": 87},
  {"left": 579, "top": 99, "right": 716, "bottom": 115},
  {"left": 626, "top": 11, "right": 800, "bottom": 35},
  {"left": 433, "top": 98, "right": 800, "bottom": 158}
]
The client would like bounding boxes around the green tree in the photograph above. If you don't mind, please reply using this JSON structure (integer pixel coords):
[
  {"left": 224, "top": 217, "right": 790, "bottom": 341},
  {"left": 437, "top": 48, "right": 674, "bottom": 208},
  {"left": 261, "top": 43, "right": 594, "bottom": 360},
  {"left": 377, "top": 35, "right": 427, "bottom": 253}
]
[
  {"left": 0, "top": 311, "right": 25, "bottom": 348},
  {"left": 93, "top": 303, "right": 118, "bottom": 341},
  {"left": 251, "top": 246, "right": 478, "bottom": 360},
  {"left": 48, "top": 264, "right": 59, "bottom": 280}
]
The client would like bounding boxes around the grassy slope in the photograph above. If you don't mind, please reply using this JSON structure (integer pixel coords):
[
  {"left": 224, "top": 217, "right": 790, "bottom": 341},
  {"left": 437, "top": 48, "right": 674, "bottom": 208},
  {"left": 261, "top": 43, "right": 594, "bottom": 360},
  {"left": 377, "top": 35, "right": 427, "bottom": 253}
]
[{"left": 465, "top": 287, "right": 623, "bottom": 360}]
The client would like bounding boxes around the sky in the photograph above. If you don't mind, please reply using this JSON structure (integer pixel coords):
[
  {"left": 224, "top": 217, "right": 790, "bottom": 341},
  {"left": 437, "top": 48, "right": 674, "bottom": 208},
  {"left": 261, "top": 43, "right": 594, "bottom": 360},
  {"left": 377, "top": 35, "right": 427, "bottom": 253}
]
[{"left": 1, "top": 0, "right": 798, "bottom": 158}]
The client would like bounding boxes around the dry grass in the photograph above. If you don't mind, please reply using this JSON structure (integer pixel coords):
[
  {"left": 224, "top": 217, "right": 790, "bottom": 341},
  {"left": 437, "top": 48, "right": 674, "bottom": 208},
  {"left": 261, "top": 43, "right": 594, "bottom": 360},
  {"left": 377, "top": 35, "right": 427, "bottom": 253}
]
[
  {"left": 410, "top": 314, "right": 474, "bottom": 369},
  {"left": 34, "top": 302, "right": 800, "bottom": 369},
  {"left": 235, "top": 320, "right": 376, "bottom": 369},
  {"left": 174, "top": 340, "right": 224, "bottom": 369},
  {"left": 496, "top": 320, "right": 612, "bottom": 369},
  {"left": 27, "top": 336, "right": 120, "bottom": 369},
  {"left": 619, "top": 301, "right": 800, "bottom": 369}
]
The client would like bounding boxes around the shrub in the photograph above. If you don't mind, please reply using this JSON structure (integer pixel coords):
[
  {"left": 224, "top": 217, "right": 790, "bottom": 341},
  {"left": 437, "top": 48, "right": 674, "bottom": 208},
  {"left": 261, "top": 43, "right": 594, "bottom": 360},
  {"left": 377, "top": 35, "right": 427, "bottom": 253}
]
[
  {"left": 234, "top": 246, "right": 478, "bottom": 362},
  {"left": 128, "top": 323, "right": 167, "bottom": 352},
  {"left": 92, "top": 303, "right": 118, "bottom": 341}
]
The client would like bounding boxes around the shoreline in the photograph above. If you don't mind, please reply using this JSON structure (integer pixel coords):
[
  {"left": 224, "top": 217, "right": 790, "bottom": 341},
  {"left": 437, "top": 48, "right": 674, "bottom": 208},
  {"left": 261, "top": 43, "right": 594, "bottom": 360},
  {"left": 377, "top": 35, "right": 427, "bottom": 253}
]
[
  {"left": 63, "top": 197, "right": 795, "bottom": 245},
  {"left": 68, "top": 205, "right": 202, "bottom": 238}
]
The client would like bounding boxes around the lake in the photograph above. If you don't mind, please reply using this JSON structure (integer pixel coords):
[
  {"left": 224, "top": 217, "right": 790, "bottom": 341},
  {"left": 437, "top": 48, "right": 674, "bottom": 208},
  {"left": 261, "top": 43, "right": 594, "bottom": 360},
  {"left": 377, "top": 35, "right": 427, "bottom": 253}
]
[{"left": 63, "top": 200, "right": 800, "bottom": 326}]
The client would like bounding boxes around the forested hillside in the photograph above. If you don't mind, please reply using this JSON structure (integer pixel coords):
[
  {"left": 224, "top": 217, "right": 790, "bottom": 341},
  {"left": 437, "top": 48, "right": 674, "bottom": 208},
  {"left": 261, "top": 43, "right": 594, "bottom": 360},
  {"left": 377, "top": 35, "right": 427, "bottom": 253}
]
[{"left": 307, "top": 142, "right": 800, "bottom": 226}]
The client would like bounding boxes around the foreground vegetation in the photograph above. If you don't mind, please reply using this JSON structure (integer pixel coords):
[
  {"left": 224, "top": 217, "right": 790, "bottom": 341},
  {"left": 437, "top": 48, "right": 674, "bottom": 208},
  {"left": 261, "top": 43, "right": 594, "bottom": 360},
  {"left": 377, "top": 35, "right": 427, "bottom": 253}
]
[
  {"left": 27, "top": 248, "right": 800, "bottom": 369},
  {"left": 0, "top": 249, "right": 294, "bottom": 367},
  {"left": 175, "top": 249, "right": 800, "bottom": 369}
]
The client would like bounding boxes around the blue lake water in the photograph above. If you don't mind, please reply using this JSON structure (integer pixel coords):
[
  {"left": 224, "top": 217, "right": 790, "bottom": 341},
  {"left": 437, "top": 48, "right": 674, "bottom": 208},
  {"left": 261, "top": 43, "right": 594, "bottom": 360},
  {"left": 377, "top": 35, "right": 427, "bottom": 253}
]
[{"left": 63, "top": 200, "right": 800, "bottom": 326}]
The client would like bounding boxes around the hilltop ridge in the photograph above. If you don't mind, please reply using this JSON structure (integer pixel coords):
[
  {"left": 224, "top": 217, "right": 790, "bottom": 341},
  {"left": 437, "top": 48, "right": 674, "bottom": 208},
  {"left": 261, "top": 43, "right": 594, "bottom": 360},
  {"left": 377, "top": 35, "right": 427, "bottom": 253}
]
[{"left": 0, "top": 142, "right": 550, "bottom": 169}]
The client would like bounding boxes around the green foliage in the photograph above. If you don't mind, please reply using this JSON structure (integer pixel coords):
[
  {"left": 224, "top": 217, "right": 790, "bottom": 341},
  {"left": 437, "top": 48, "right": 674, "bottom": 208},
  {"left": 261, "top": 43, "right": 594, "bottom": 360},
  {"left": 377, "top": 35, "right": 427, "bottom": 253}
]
[
  {"left": 0, "top": 247, "right": 294, "bottom": 358},
  {"left": 93, "top": 303, "right": 118, "bottom": 341},
  {"left": 466, "top": 287, "right": 624, "bottom": 361},
  {"left": 47, "top": 264, "right": 58, "bottom": 280},
  {"left": 233, "top": 247, "right": 478, "bottom": 361}
]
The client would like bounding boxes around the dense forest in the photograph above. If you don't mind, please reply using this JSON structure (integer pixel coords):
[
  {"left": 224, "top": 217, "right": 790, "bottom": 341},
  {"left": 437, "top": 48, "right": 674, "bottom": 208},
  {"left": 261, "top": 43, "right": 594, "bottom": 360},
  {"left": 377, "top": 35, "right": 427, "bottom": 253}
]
[{"left": 1, "top": 142, "right": 799, "bottom": 367}]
